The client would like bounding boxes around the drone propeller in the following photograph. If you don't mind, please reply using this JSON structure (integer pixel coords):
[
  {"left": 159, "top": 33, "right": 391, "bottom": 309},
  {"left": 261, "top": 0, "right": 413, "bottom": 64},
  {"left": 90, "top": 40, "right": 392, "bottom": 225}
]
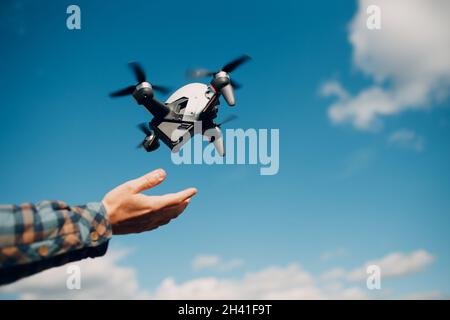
[
  {"left": 230, "top": 79, "right": 242, "bottom": 89},
  {"left": 136, "top": 123, "right": 152, "bottom": 149},
  {"left": 222, "top": 55, "right": 251, "bottom": 73},
  {"left": 186, "top": 54, "right": 251, "bottom": 89},
  {"left": 217, "top": 114, "right": 238, "bottom": 127},
  {"left": 109, "top": 85, "right": 136, "bottom": 97},
  {"left": 138, "top": 122, "right": 152, "bottom": 136},
  {"left": 110, "top": 62, "right": 170, "bottom": 98},
  {"left": 136, "top": 142, "right": 145, "bottom": 149},
  {"left": 129, "top": 62, "right": 146, "bottom": 83}
]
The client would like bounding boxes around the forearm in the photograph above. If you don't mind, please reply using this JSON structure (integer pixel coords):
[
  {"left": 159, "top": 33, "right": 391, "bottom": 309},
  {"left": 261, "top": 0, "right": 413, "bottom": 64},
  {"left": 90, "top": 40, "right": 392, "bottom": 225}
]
[{"left": 0, "top": 201, "right": 112, "bottom": 285}]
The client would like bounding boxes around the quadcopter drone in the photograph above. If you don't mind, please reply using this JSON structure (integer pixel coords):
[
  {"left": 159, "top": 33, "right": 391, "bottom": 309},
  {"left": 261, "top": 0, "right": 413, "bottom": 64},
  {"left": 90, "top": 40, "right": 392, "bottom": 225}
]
[{"left": 109, "top": 55, "right": 251, "bottom": 156}]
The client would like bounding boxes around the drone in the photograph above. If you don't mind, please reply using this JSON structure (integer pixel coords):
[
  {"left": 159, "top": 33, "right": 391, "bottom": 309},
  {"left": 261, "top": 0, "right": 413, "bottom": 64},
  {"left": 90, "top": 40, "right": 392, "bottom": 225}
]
[{"left": 109, "top": 55, "right": 251, "bottom": 156}]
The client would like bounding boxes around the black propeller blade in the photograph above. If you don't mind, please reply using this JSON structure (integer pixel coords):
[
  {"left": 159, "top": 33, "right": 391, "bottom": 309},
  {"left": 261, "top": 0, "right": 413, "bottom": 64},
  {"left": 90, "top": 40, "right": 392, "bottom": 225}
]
[
  {"left": 136, "top": 141, "right": 145, "bottom": 149},
  {"left": 222, "top": 55, "right": 251, "bottom": 73},
  {"left": 128, "top": 62, "right": 146, "bottom": 83},
  {"left": 186, "top": 55, "right": 250, "bottom": 93},
  {"left": 187, "top": 55, "right": 251, "bottom": 79},
  {"left": 110, "top": 62, "right": 170, "bottom": 98},
  {"left": 230, "top": 79, "right": 242, "bottom": 89},
  {"left": 136, "top": 123, "right": 151, "bottom": 149},
  {"left": 217, "top": 115, "right": 238, "bottom": 127},
  {"left": 138, "top": 123, "right": 152, "bottom": 136},
  {"left": 109, "top": 85, "right": 136, "bottom": 97},
  {"left": 151, "top": 85, "right": 171, "bottom": 94}
]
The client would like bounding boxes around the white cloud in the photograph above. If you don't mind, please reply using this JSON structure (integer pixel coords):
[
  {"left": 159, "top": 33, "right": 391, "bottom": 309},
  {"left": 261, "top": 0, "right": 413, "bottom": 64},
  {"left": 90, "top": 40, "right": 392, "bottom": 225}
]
[
  {"left": 153, "top": 263, "right": 367, "bottom": 300},
  {"left": 321, "top": 0, "right": 450, "bottom": 131},
  {"left": 0, "top": 249, "right": 151, "bottom": 299},
  {"left": 0, "top": 249, "right": 438, "bottom": 300},
  {"left": 192, "top": 254, "right": 244, "bottom": 272},
  {"left": 388, "top": 129, "right": 425, "bottom": 152},
  {"left": 346, "top": 250, "right": 435, "bottom": 281},
  {"left": 320, "top": 81, "right": 349, "bottom": 100},
  {"left": 155, "top": 250, "right": 436, "bottom": 299},
  {"left": 320, "top": 268, "right": 346, "bottom": 281},
  {"left": 220, "top": 259, "right": 245, "bottom": 271},
  {"left": 319, "top": 250, "right": 435, "bottom": 284},
  {"left": 192, "top": 255, "right": 221, "bottom": 270}
]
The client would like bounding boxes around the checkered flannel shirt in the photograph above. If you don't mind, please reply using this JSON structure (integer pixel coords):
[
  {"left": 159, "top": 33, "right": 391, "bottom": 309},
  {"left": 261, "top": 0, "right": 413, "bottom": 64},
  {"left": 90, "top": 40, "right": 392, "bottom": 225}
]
[{"left": 0, "top": 200, "right": 112, "bottom": 285}]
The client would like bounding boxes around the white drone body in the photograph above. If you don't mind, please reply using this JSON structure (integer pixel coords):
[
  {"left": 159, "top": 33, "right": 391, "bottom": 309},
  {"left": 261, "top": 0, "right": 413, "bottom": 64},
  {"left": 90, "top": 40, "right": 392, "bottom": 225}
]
[
  {"left": 166, "top": 83, "right": 211, "bottom": 122},
  {"left": 162, "top": 83, "right": 224, "bottom": 155}
]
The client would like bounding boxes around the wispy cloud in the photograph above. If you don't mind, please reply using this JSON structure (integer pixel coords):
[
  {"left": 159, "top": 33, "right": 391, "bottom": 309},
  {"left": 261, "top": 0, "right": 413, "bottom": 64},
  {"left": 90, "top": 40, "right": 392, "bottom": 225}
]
[
  {"left": 319, "top": 250, "right": 435, "bottom": 282},
  {"left": 320, "top": 0, "right": 450, "bottom": 131},
  {"left": 346, "top": 250, "right": 435, "bottom": 281},
  {"left": 192, "top": 255, "right": 221, "bottom": 270},
  {"left": 341, "top": 148, "right": 376, "bottom": 178},
  {"left": 388, "top": 129, "right": 425, "bottom": 152},
  {"left": 192, "top": 254, "right": 244, "bottom": 272},
  {"left": 319, "top": 81, "right": 349, "bottom": 100}
]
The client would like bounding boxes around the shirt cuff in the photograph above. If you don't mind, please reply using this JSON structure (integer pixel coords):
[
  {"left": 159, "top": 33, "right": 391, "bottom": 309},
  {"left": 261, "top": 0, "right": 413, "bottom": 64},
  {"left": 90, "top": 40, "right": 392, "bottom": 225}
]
[{"left": 76, "top": 202, "right": 113, "bottom": 248}]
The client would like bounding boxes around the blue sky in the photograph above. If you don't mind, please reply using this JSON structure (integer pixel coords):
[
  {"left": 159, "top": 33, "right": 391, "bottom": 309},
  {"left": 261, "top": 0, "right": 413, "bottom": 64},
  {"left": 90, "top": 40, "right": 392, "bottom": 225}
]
[{"left": 0, "top": 0, "right": 449, "bottom": 299}]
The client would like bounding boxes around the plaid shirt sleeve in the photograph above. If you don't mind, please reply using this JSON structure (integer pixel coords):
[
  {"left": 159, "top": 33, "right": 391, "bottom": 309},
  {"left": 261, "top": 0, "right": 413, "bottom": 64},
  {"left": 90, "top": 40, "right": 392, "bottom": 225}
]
[{"left": 0, "top": 200, "right": 112, "bottom": 285}]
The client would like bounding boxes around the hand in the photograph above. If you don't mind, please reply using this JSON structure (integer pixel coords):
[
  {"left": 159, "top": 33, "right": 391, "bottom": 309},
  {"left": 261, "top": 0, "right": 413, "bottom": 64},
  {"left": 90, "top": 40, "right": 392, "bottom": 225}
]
[{"left": 102, "top": 169, "right": 197, "bottom": 235}]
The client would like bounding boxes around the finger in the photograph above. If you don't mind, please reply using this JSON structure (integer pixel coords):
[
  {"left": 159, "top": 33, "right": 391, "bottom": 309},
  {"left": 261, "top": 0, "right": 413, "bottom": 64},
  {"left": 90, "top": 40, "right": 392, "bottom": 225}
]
[
  {"left": 147, "top": 188, "right": 197, "bottom": 211},
  {"left": 163, "top": 198, "right": 191, "bottom": 210},
  {"left": 122, "top": 169, "right": 166, "bottom": 193}
]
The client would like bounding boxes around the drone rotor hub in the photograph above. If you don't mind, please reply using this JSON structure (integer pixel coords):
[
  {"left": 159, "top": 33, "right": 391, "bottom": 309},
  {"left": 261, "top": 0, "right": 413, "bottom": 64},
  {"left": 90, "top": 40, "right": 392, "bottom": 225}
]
[
  {"left": 214, "top": 71, "right": 230, "bottom": 79},
  {"left": 135, "top": 82, "right": 152, "bottom": 91},
  {"left": 133, "top": 82, "right": 154, "bottom": 104}
]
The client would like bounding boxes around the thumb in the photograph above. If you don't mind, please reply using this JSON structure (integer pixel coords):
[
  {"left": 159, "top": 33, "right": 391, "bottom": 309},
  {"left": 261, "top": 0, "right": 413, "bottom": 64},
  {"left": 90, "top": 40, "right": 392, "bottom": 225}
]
[{"left": 123, "top": 169, "right": 166, "bottom": 193}]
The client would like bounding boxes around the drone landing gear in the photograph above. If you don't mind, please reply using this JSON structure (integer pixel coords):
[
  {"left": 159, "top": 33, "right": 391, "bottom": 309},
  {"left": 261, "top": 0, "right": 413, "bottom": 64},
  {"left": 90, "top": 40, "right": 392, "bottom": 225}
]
[
  {"left": 137, "top": 123, "right": 160, "bottom": 152},
  {"left": 142, "top": 132, "right": 160, "bottom": 152}
]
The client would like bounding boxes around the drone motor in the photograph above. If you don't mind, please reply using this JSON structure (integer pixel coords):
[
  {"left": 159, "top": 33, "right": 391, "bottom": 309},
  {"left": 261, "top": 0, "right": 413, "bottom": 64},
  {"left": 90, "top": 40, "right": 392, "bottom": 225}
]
[
  {"left": 212, "top": 71, "right": 235, "bottom": 106},
  {"left": 133, "top": 82, "right": 154, "bottom": 104}
]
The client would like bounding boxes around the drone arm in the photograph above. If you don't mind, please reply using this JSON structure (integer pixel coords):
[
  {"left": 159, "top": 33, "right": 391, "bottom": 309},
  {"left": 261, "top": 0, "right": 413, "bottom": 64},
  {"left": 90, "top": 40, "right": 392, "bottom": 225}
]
[{"left": 140, "top": 97, "right": 170, "bottom": 119}]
